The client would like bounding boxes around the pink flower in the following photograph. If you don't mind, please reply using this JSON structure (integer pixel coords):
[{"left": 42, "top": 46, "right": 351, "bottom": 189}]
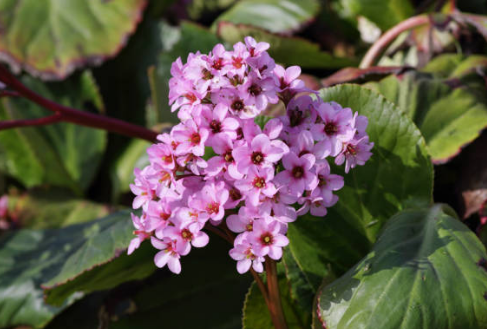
[
  {"left": 200, "top": 104, "right": 239, "bottom": 146},
  {"left": 172, "top": 119, "right": 209, "bottom": 157},
  {"left": 275, "top": 152, "right": 318, "bottom": 197},
  {"left": 189, "top": 181, "right": 229, "bottom": 222},
  {"left": 130, "top": 167, "right": 156, "bottom": 209},
  {"left": 234, "top": 167, "right": 277, "bottom": 206},
  {"left": 248, "top": 219, "right": 289, "bottom": 259},
  {"left": 229, "top": 237, "right": 265, "bottom": 274},
  {"left": 151, "top": 237, "right": 186, "bottom": 274},
  {"left": 335, "top": 137, "right": 374, "bottom": 173},
  {"left": 312, "top": 161, "right": 344, "bottom": 203},
  {"left": 233, "top": 134, "right": 288, "bottom": 175},
  {"left": 163, "top": 219, "right": 209, "bottom": 254},
  {"left": 310, "top": 102, "right": 355, "bottom": 156},
  {"left": 127, "top": 213, "right": 151, "bottom": 255}
]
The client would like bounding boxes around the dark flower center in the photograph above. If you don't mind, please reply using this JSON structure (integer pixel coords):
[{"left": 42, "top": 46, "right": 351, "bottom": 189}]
[
  {"left": 289, "top": 108, "right": 303, "bottom": 127},
  {"left": 346, "top": 144, "right": 357, "bottom": 155},
  {"left": 224, "top": 151, "right": 234, "bottom": 163},
  {"left": 260, "top": 233, "right": 274, "bottom": 245},
  {"left": 292, "top": 166, "right": 304, "bottom": 179},
  {"left": 229, "top": 188, "right": 242, "bottom": 201},
  {"left": 252, "top": 177, "right": 266, "bottom": 188},
  {"left": 212, "top": 58, "right": 224, "bottom": 70},
  {"left": 181, "top": 229, "right": 193, "bottom": 241},
  {"left": 324, "top": 122, "right": 338, "bottom": 135},
  {"left": 231, "top": 99, "right": 245, "bottom": 112},
  {"left": 210, "top": 120, "right": 222, "bottom": 133},
  {"left": 191, "top": 133, "right": 201, "bottom": 144},
  {"left": 202, "top": 68, "right": 213, "bottom": 80},
  {"left": 206, "top": 202, "right": 219, "bottom": 214},
  {"left": 248, "top": 84, "right": 262, "bottom": 96},
  {"left": 251, "top": 151, "right": 265, "bottom": 164}
]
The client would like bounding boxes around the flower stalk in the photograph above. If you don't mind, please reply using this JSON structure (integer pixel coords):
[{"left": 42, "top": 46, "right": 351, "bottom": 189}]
[
  {"left": 360, "top": 14, "right": 430, "bottom": 68},
  {"left": 0, "top": 65, "right": 158, "bottom": 142}
]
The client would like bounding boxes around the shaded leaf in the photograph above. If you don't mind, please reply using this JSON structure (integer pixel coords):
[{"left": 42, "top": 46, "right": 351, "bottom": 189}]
[
  {"left": 367, "top": 71, "right": 487, "bottom": 163},
  {"left": 9, "top": 188, "right": 110, "bottom": 229},
  {"left": 0, "top": 0, "right": 147, "bottom": 80},
  {"left": 316, "top": 205, "right": 487, "bottom": 329},
  {"left": 217, "top": 22, "right": 355, "bottom": 69},
  {"left": 213, "top": 0, "right": 319, "bottom": 33},
  {"left": 0, "top": 72, "right": 107, "bottom": 193},
  {"left": 0, "top": 210, "right": 135, "bottom": 328},
  {"left": 452, "top": 12, "right": 487, "bottom": 42},
  {"left": 110, "top": 237, "right": 251, "bottom": 329},
  {"left": 337, "top": 0, "right": 414, "bottom": 30}
]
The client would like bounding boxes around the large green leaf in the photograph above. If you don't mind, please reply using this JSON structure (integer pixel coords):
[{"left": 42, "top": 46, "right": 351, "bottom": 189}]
[
  {"left": 0, "top": 0, "right": 147, "bottom": 80},
  {"left": 367, "top": 70, "right": 487, "bottom": 163},
  {"left": 0, "top": 210, "right": 140, "bottom": 328},
  {"left": 316, "top": 205, "right": 487, "bottom": 329},
  {"left": 337, "top": 0, "right": 414, "bottom": 30},
  {"left": 0, "top": 72, "right": 107, "bottom": 193},
  {"left": 213, "top": 0, "right": 319, "bottom": 33},
  {"left": 217, "top": 22, "right": 355, "bottom": 69},
  {"left": 283, "top": 85, "right": 433, "bottom": 314}
]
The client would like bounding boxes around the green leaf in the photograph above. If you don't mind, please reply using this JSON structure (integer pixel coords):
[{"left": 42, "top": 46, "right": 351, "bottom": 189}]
[
  {"left": 187, "top": 0, "right": 237, "bottom": 20},
  {"left": 213, "top": 0, "right": 319, "bottom": 33},
  {"left": 0, "top": 72, "right": 107, "bottom": 193},
  {"left": 337, "top": 0, "right": 414, "bottom": 30},
  {"left": 217, "top": 22, "right": 355, "bottom": 69},
  {"left": 243, "top": 269, "right": 310, "bottom": 329},
  {"left": 284, "top": 85, "right": 433, "bottom": 314},
  {"left": 9, "top": 188, "right": 110, "bottom": 229},
  {"left": 0, "top": 210, "right": 136, "bottom": 328},
  {"left": 0, "top": 0, "right": 147, "bottom": 80},
  {"left": 367, "top": 71, "right": 487, "bottom": 163},
  {"left": 316, "top": 205, "right": 487, "bottom": 329}
]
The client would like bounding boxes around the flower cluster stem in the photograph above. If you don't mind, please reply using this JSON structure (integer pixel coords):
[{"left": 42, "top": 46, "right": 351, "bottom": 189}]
[
  {"left": 360, "top": 14, "right": 430, "bottom": 68},
  {"left": 265, "top": 258, "right": 289, "bottom": 329},
  {"left": 0, "top": 65, "right": 158, "bottom": 142}
]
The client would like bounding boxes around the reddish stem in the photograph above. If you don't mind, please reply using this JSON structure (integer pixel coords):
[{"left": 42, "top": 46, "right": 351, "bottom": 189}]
[
  {"left": 0, "top": 90, "right": 21, "bottom": 98},
  {"left": 360, "top": 14, "right": 430, "bottom": 68},
  {"left": 265, "top": 258, "right": 288, "bottom": 329},
  {"left": 0, "top": 113, "right": 62, "bottom": 130},
  {"left": 0, "top": 65, "right": 158, "bottom": 142}
]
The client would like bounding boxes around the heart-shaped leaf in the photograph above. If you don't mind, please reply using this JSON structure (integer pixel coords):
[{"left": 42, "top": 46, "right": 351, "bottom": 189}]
[
  {"left": 316, "top": 205, "right": 487, "bottom": 329},
  {"left": 0, "top": 0, "right": 147, "bottom": 80},
  {"left": 284, "top": 84, "right": 433, "bottom": 313}
]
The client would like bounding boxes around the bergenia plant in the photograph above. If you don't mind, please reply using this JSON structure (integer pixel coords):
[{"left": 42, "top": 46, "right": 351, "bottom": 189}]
[{"left": 128, "top": 37, "right": 373, "bottom": 327}]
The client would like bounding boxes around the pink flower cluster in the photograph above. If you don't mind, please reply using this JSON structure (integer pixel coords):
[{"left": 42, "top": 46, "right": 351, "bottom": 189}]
[{"left": 129, "top": 37, "right": 373, "bottom": 274}]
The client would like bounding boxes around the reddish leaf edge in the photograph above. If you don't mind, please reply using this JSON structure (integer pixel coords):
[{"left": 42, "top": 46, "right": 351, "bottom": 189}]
[{"left": 0, "top": 0, "right": 148, "bottom": 81}]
